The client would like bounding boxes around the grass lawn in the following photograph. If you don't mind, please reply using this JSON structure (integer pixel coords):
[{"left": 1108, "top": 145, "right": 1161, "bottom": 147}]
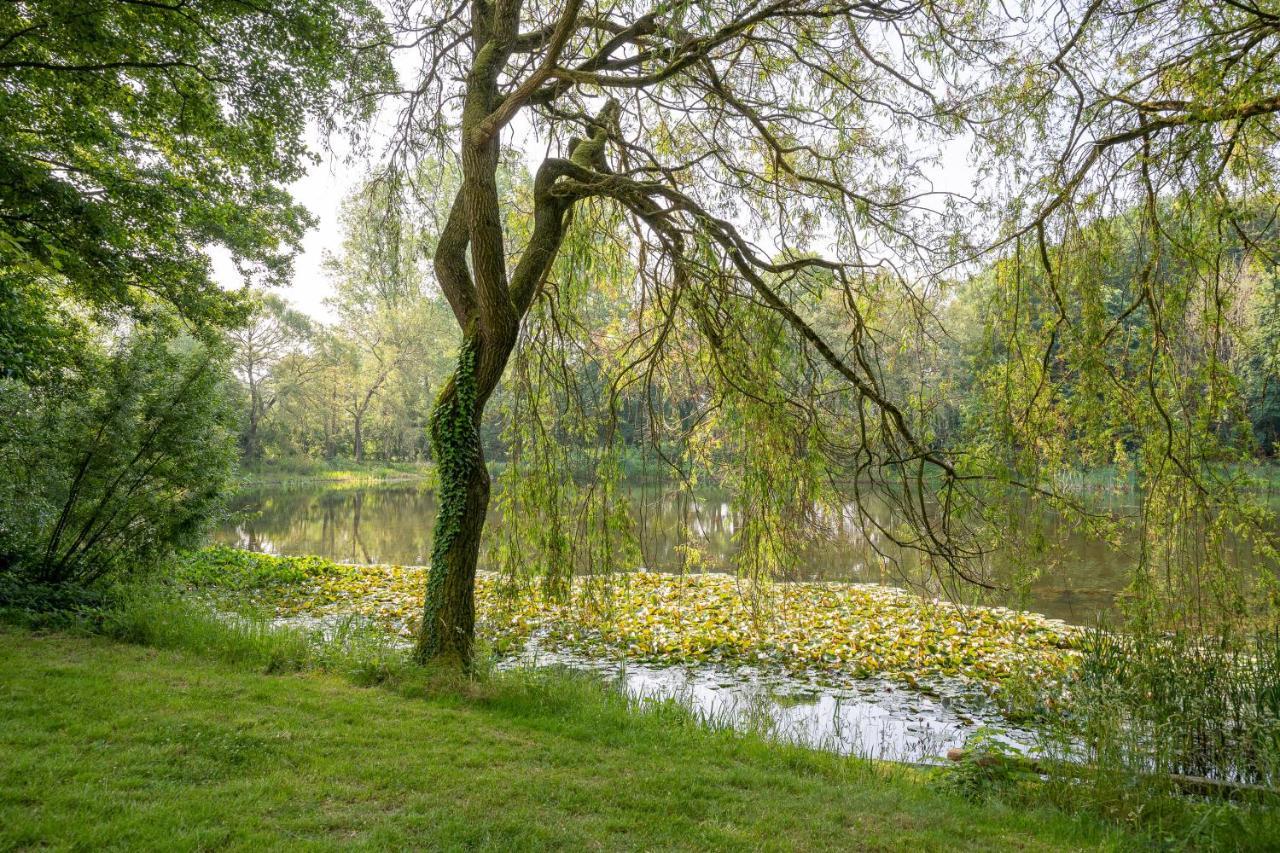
[{"left": 0, "top": 628, "right": 1130, "bottom": 851}]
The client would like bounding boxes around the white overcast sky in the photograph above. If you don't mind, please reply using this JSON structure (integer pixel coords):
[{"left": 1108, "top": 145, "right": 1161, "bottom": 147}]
[
  {"left": 209, "top": 140, "right": 361, "bottom": 321},
  {"left": 211, "top": 126, "right": 976, "bottom": 323},
  {"left": 209, "top": 109, "right": 573, "bottom": 322}
]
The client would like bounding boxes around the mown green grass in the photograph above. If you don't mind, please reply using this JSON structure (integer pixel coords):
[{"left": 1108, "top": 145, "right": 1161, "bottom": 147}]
[{"left": 0, "top": 625, "right": 1132, "bottom": 852}]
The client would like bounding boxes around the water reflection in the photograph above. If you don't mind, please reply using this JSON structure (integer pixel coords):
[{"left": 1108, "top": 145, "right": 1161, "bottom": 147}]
[
  {"left": 213, "top": 481, "right": 1168, "bottom": 623},
  {"left": 267, "top": 608, "right": 1038, "bottom": 764},
  {"left": 505, "top": 641, "right": 1037, "bottom": 764}
]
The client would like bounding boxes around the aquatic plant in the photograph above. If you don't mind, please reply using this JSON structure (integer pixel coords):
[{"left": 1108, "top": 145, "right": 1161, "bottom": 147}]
[
  {"left": 1036, "top": 626, "right": 1280, "bottom": 787},
  {"left": 177, "top": 547, "right": 1081, "bottom": 688}
]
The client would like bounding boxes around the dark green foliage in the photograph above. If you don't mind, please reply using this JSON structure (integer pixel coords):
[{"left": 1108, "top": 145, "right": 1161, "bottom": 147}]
[
  {"left": 939, "top": 728, "right": 1030, "bottom": 801},
  {"left": 1240, "top": 273, "right": 1280, "bottom": 455},
  {"left": 172, "top": 546, "right": 355, "bottom": 592},
  {"left": 0, "top": 330, "right": 238, "bottom": 589},
  {"left": 0, "top": 0, "right": 392, "bottom": 602},
  {"left": 0, "top": 572, "right": 109, "bottom": 629},
  {"left": 417, "top": 336, "right": 480, "bottom": 661},
  {"left": 0, "top": 274, "right": 86, "bottom": 383},
  {"left": 0, "top": 0, "right": 390, "bottom": 332}
]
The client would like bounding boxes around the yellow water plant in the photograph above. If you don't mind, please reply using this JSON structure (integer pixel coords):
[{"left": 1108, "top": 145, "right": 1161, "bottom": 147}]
[{"left": 179, "top": 547, "right": 1081, "bottom": 687}]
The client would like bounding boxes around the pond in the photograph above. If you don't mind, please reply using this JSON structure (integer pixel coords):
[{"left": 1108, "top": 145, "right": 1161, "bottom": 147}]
[
  {"left": 213, "top": 479, "right": 1164, "bottom": 624},
  {"left": 266, "top": 609, "right": 1041, "bottom": 764},
  {"left": 211, "top": 478, "right": 1277, "bottom": 765},
  {"left": 502, "top": 640, "right": 1040, "bottom": 764}
]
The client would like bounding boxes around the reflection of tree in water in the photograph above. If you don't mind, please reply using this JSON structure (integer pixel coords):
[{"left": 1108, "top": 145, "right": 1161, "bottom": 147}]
[
  {"left": 211, "top": 482, "right": 1273, "bottom": 624},
  {"left": 352, "top": 491, "right": 371, "bottom": 565},
  {"left": 319, "top": 492, "right": 340, "bottom": 560}
]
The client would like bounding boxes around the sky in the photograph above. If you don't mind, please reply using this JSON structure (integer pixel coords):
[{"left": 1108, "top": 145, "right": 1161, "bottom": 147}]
[
  {"left": 209, "top": 13, "right": 982, "bottom": 326},
  {"left": 209, "top": 143, "right": 361, "bottom": 322},
  {"left": 213, "top": 118, "right": 978, "bottom": 326},
  {"left": 209, "top": 105, "right": 553, "bottom": 323}
]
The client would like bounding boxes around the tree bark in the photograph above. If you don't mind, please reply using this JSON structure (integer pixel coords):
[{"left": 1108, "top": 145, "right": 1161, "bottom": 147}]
[
  {"left": 413, "top": 3, "right": 585, "bottom": 669},
  {"left": 413, "top": 336, "right": 502, "bottom": 667},
  {"left": 414, "top": 436, "right": 490, "bottom": 665},
  {"left": 244, "top": 373, "right": 261, "bottom": 461}
]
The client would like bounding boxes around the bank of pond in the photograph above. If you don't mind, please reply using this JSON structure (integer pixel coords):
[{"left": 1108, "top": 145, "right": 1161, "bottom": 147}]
[
  {"left": 176, "top": 547, "right": 1280, "bottom": 792},
  {"left": 0, "top": 628, "right": 1213, "bottom": 851}
]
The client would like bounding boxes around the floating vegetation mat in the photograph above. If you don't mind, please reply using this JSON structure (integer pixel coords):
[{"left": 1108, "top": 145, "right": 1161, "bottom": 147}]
[{"left": 178, "top": 547, "right": 1082, "bottom": 688}]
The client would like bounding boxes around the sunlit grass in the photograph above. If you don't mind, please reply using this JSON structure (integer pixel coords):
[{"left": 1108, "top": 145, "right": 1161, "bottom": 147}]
[
  {"left": 5, "top": 591, "right": 1278, "bottom": 849},
  {"left": 0, "top": 621, "right": 1129, "bottom": 851},
  {"left": 238, "top": 456, "right": 433, "bottom": 486}
]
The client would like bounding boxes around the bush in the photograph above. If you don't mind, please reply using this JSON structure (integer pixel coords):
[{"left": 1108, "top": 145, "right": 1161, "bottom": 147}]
[
  {"left": 1052, "top": 627, "right": 1280, "bottom": 787},
  {"left": 0, "top": 329, "right": 238, "bottom": 594},
  {"left": 939, "top": 728, "right": 1031, "bottom": 801},
  {"left": 172, "top": 546, "right": 355, "bottom": 591}
]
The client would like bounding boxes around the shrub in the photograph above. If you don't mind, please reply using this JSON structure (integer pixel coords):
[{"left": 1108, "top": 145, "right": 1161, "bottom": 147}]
[
  {"left": 0, "top": 330, "right": 238, "bottom": 594},
  {"left": 172, "top": 546, "right": 354, "bottom": 591},
  {"left": 1053, "top": 627, "right": 1280, "bottom": 787},
  {"left": 939, "top": 728, "right": 1029, "bottom": 801}
]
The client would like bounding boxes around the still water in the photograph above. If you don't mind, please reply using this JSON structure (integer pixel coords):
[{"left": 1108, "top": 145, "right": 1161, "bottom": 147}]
[
  {"left": 503, "top": 640, "right": 1038, "bottom": 764},
  {"left": 213, "top": 480, "right": 1153, "bottom": 624},
  {"left": 219, "top": 478, "right": 1274, "bottom": 761},
  {"left": 270, "top": 610, "right": 1038, "bottom": 764}
]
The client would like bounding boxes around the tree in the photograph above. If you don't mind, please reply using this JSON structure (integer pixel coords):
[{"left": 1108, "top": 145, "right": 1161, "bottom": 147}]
[
  {"left": 0, "top": 1, "right": 391, "bottom": 600},
  {"left": 969, "top": 0, "right": 1280, "bottom": 625},
  {"left": 228, "top": 296, "right": 314, "bottom": 461},
  {"left": 380, "top": 0, "right": 1280, "bottom": 667},
  {"left": 0, "top": 328, "right": 238, "bottom": 587},
  {"left": 325, "top": 176, "right": 444, "bottom": 462},
  {"left": 383, "top": 0, "right": 1034, "bottom": 667},
  {"left": 1240, "top": 270, "right": 1280, "bottom": 454},
  {"left": 0, "top": 0, "right": 390, "bottom": 338}
]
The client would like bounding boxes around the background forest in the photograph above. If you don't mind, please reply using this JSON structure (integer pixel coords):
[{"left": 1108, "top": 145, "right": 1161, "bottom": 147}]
[{"left": 233, "top": 181, "right": 1280, "bottom": 469}]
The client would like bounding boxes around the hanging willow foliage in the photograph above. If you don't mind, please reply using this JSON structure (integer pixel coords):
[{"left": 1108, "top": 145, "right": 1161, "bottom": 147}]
[{"left": 372, "top": 0, "right": 1280, "bottom": 666}]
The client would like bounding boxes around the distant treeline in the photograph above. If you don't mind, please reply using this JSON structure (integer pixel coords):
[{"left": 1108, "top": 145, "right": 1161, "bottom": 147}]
[{"left": 234, "top": 190, "right": 1280, "bottom": 467}]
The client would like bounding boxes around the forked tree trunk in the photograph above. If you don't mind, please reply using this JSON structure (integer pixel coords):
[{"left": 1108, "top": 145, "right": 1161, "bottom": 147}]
[{"left": 413, "top": 8, "right": 589, "bottom": 668}]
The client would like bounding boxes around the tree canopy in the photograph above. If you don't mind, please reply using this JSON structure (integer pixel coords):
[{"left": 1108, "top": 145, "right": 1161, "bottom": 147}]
[
  {"left": 0, "top": 0, "right": 391, "bottom": 335},
  {"left": 0, "top": 1, "right": 392, "bottom": 588}
]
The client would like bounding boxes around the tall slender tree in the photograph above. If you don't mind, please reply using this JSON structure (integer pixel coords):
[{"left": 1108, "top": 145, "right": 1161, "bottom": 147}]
[{"left": 228, "top": 296, "right": 315, "bottom": 461}]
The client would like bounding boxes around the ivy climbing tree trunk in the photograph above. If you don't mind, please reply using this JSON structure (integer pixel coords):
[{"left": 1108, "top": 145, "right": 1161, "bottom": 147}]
[
  {"left": 411, "top": 0, "right": 574, "bottom": 669},
  {"left": 417, "top": 338, "right": 486, "bottom": 664}
]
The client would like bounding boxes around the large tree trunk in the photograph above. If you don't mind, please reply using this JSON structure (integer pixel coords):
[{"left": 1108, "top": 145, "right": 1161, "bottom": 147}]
[
  {"left": 414, "top": 440, "right": 489, "bottom": 665},
  {"left": 414, "top": 5, "right": 580, "bottom": 669},
  {"left": 414, "top": 337, "right": 500, "bottom": 668}
]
